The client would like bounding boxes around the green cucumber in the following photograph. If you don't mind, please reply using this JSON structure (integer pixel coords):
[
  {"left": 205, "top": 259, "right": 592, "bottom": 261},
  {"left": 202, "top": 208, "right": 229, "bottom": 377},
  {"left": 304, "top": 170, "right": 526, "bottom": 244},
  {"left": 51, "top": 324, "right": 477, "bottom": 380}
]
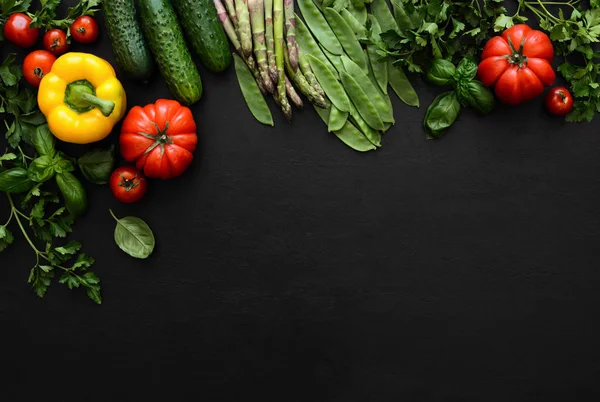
[
  {"left": 103, "top": 0, "right": 154, "bottom": 81},
  {"left": 172, "top": 0, "right": 232, "bottom": 73},
  {"left": 138, "top": 0, "right": 203, "bottom": 105}
]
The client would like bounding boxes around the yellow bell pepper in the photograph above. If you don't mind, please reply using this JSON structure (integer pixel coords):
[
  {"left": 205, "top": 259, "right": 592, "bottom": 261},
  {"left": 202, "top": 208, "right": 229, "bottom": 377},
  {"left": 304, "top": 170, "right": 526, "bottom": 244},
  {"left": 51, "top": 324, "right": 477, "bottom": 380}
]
[{"left": 38, "top": 52, "right": 127, "bottom": 144}]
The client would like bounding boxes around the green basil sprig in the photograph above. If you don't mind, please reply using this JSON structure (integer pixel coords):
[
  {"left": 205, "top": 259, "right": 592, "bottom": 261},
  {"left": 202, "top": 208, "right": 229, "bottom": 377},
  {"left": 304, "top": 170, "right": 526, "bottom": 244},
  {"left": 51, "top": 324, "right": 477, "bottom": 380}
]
[{"left": 424, "top": 56, "right": 495, "bottom": 139}]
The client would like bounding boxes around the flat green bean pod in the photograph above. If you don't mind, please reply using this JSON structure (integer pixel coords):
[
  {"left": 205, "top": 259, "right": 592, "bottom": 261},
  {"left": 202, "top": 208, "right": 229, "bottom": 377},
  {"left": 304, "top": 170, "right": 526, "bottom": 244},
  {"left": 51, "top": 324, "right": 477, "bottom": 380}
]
[
  {"left": 296, "top": 15, "right": 338, "bottom": 78},
  {"left": 323, "top": 8, "right": 368, "bottom": 73},
  {"left": 340, "top": 71, "right": 385, "bottom": 131},
  {"left": 233, "top": 54, "right": 274, "bottom": 126},
  {"left": 388, "top": 60, "right": 420, "bottom": 107},
  {"left": 314, "top": 104, "right": 376, "bottom": 152},
  {"left": 341, "top": 56, "right": 394, "bottom": 124},
  {"left": 320, "top": 44, "right": 344, "bottom": 75},
  {"left": 347, "top": 2, "right": 367, "bottom": 25},
  {"left": 340, "top": 9, "right": 368, "bottom": 40},
  {"left": 328, "top": 105, "right": 349, "bottom": 132},
  {"left": 348, "top": 103, "right": 382, "bottom": 147},
  {"left": 367, "top": 44, "right": 388, "bottom": 93},
  {"left": 371, "top": 0, "right": 399, "bottom": 34},
  {"left": 307, "top": 54, "right": 351, "bottom": 112},
  {"left": 297, "top": 0, "right": 343, "bottom": 55}
]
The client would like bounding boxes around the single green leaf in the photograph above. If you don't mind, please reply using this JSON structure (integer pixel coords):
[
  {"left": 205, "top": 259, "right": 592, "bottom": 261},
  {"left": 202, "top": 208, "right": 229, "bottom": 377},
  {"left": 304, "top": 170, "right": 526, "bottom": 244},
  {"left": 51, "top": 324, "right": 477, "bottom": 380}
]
[
  {"left": 28, "top": 155, "right": 56, "bottom": 183},
  {"left": 110, "top": 210, "right": 155, "bottom": 259},
  {"left": 56, "top": 172, "right": 87, "bottom": 216},
  {"left": 77, "top": 145, "right": 115, "bottom": 184},
  {"left": 32, "top": 124, "right": 56, "bottom": 157},
  {"left": 0, "top": 167, "right": 34, "bottom": 193}
]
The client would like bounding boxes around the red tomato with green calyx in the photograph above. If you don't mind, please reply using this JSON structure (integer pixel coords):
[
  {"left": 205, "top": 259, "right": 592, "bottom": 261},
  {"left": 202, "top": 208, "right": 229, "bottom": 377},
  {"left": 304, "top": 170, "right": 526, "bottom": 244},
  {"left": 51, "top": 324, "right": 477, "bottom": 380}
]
[
  {"left": 110, "top": 166, "right": 148, "bottom": 204},
  {"left": 3, "top": 13, "right": 39, "bottom": 48},
  {"left": 478, "top": 24, "right": 555, "bottom": 106},
  {"left": 43, "top": 29, "right": 68, "bottom": 55},
  {"left": 22, "top": 50, "right": 56, "bottom": 87},
  {"left": 545, "top": 86, "right": 574, "bottom": 116},
  {"left": 120, "top": 99, "right": 198, "bottom": 180},
  {"left": 70, "top": 15, "right": 99, "bottom": 44}
]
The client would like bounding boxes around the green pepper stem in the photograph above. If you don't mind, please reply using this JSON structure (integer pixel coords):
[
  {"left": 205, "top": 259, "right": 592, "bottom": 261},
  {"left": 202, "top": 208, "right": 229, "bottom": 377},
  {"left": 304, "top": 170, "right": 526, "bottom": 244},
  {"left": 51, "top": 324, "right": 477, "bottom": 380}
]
[{"left": 64, "top": 80, "right": 115, "bottom": 116}]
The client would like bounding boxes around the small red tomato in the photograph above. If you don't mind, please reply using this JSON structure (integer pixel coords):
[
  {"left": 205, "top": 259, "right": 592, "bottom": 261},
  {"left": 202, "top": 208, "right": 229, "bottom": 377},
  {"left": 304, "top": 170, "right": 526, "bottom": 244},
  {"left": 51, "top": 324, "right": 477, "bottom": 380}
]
[
  {"left": 545, "top": 86, "right": 574, "bottom": 116},
  {"left": 3, "top": 13, "right": 39, "bottom": 48},
  {"left": 43, "top": 29, "right": 68, "bottom": 55},
  {"left": 110, "top": 166, "right": 148, "bottom": 204},
  {"left": 22, "top": 50, "right": 56, "bottom": 87},
  {"left": 70, "top": 15, "right": 99, "bottom": 44}
]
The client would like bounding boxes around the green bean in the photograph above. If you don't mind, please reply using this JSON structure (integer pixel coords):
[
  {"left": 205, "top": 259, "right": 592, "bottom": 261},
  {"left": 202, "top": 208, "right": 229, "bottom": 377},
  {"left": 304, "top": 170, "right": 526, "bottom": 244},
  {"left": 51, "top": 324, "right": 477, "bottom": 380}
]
[
  {"left": 307, "top": 54, "right": 351, "bottom": 112},
  {"left": 388, "top": 59, "right": 420, "bottom": 107},
  {"left": 365, "top": 48, "right": 393, "bottom": 112},
  {"left": 371, "top": 0, "right": 399, "bottom": 34},
  {"left": 348, "top": 102, "right": 382, "bottom": 147},
  {"left": 233, "top": 53, "right": 274, "bottom": 126},
  {"left": 328, "top": 105, "right": 349, "bottom": 132},
  {"left": 296, "top": 14, "right": 338, "bottom": 78},
  {"left": 297, "top": 0, "right": 343, "bottom": 55},
  {"left": 340, "top": 9, "right": 368, "bottom": 40},
  {"left": 323, "top": 8, "right": 368, "bottom": 73},
  {"left": 347, "top": 2, "right": 367, "bottom": 25},
  {"left": 367, "top": 45, "right": 388, "bottom": 93},
  {"left": 341, "top": 56, "right": 394, "bottom": 124},
  {"left": 320, "top": 44, "right": 344, "bottom": 75},
  {"left": 391, "top": 0, "right": 419, "bottom": 30},
  {"left": 313, "top": 104, "right": 376, "bottom": 152},
  {"left": 340, "top": 71, "right": 385, "bottom": 131}
]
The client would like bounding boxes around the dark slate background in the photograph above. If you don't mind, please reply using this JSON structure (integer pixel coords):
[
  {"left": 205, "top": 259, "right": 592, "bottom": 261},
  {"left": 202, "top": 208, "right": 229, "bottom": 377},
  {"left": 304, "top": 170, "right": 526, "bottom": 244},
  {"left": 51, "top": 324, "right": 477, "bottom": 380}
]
[{"left": 2, "top": 2, "right": 600, "bottom": 401}]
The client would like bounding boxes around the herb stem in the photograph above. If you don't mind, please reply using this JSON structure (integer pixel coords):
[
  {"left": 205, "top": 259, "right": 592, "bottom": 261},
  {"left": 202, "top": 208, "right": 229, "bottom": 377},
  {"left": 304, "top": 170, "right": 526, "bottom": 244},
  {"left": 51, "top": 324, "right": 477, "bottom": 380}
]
[{"left": 7, "top": 193, "right": 42, "bottom": 256}]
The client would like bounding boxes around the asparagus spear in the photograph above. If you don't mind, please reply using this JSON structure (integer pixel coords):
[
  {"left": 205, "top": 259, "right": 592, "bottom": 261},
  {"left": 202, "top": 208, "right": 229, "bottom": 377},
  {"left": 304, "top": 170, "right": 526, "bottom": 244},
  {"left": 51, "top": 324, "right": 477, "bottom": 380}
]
[
  {"left": 224, "top": 0, "right": 238, "bottom": 28},
  {"left": 284, "top": 0, "right": 298, "bottom": 71},
  {"left": 264, "top": 0, "right": 278, "bottom": 83},
  {"left": 235, "top": 0, "right": 253, "bottom": 58},
  {"left": 283, "top": 42, "right": 328, "bottom": 108},
  {"left": 285, "top": 75, "right": 303, "bottom": 108},
  {"left": 298, "top": 42, "right": 325, "bottom": 99},
  {"left": 215, "top": 0, "right": 264, "bottom": 92},
  {"left": 274, "top": 0, "right": 292, "bottom": 120},
  {"left": 248, "top": 0, "right": 274, "bottom": 93}
]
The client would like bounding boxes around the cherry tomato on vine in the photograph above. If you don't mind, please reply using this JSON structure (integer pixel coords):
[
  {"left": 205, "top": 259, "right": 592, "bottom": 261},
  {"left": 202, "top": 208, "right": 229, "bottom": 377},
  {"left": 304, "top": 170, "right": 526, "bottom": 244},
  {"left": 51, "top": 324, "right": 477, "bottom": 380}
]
[
  {"left": 43, "top": 29, "right": 68, "bottom": 55},
  {"left": 110, "top": 166, "right": 148, "bottom": 204},
  {"left": 545, "top": 87, "right": 574, "bottom": 117},
  {"left": 22, "top": 50, "right": 56, "bottom": 87},
  {"left": 70, "top": 15, "right": 99, "bottom": 44},
  {"left": 3, "top": 13, "right": 39, "bottom": 48}
]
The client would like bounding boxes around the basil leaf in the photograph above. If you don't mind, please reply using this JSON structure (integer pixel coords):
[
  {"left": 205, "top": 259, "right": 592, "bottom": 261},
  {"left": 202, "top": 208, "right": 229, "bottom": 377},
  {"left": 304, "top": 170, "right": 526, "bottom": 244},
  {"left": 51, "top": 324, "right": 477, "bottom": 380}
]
[
  {"left": 77, "top": 145, "right": 115, "bottom": 185},
  {"left": 0, "top": 167, "right": 34, "bottom": 193},
  {"left": 426, "top": 59, "right": 456, "bottom": 86},
  {"left": 110, "top": 210, "right": 155, "bottom": 259},
  {"left": 464, "top": 80, "right": 495, "bottom": 115},
  {"left": 56, "top": 172, "right": 87, "bottom": 216},
  {"left": 455, "top": 56, "right": 478, "bottom": 83},
  {"left": 53, "top": 155, "right": 75, "bottom": 174},
  {"left": 27, "top": 155, "right": 56, "bottom": 182},
  {"left": 32, "top": 124, "right": 56, "bottom": 157},
  {"left": 424, "top": 91, "right": 461, "bottom": 139}
]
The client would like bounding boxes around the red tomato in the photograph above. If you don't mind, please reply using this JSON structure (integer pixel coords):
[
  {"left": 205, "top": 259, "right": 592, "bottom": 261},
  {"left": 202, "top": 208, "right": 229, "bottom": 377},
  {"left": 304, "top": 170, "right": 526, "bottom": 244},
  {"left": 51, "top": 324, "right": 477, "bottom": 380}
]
[
  {"left": 22, "top": 50, "right": 56, "bottom": 87},
  {"left": 42, "top": 29, "right": 68, "bottom": 55},
  {"left": 120, "top": 99, "right": 198, "bottom": 180},
  {"left": 70, "top": 15, "right": 99, "bottom": 44},
  {"left": 3, "top": 13, "right": 39, "bottom": 48},
  {"left": 109, "top": 166, "right": 148, "bottom": 203},
  {"left": 478, "top": 24, "right": 556, "bottom": 105},
  {"left": 545, "top": 86, "right": 574, "bottom": 116}
]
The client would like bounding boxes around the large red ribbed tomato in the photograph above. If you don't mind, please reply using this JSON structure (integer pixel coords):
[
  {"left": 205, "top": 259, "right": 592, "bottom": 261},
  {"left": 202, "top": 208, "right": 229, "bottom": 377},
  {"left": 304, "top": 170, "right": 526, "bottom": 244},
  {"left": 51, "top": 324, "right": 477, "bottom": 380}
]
[
  {"left": 478, "top": 24, "right": 555, "bottom": 105},
  {"left": 120, "top": 99, "right": 198, "bottom": 179}
]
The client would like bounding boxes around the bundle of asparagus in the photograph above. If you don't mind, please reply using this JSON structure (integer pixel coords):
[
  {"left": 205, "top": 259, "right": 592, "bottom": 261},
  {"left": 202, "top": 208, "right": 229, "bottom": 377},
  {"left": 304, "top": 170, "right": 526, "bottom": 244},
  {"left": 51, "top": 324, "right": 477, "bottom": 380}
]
[{"left": 214, "top": 0, "right": 327, "bottom": 121}]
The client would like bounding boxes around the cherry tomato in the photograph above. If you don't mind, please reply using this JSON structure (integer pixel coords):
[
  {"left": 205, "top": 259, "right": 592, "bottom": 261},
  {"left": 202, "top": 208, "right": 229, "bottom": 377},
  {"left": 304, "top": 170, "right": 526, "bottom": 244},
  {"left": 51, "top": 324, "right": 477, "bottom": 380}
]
[
  {"left": 70, "top": 15, "right": 99, "bottom": 44},
  {"left": 3, "top": 13, "right": 39, "bottom": 48},
  {"left": 545, "top": 87, "right": 574, "bottom": 117},
  {"left": 110, "top": 166, "right": 148, "bottom": 204},
  {"left": 22, "top": 50, "right": 56, "bottom": 87},
  {"left": 43, "top": 29, "right": 68, "bottom": 55}
]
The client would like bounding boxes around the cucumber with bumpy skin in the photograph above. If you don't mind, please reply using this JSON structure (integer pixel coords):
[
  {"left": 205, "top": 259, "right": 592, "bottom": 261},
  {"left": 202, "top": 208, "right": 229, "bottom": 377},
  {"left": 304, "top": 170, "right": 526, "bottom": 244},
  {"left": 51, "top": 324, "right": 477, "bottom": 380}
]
[
  {"left": 138, "top": 0, "right": 203, "bottom": 105},
  {"left": 172, "top": 0, "right": 232, "bottom": 73},
  {"left": 103, "top": 0, "right": 154, "bottom": 81}
]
